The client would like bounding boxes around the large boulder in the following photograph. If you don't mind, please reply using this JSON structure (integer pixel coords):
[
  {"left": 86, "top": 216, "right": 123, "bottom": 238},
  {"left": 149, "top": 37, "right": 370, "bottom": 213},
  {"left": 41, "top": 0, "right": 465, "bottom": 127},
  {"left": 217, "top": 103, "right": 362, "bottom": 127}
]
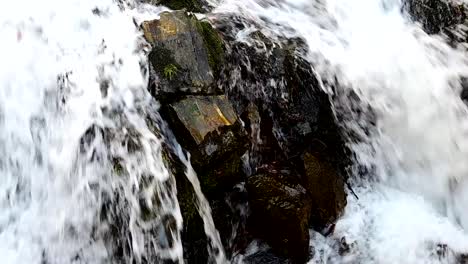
[
  {"left": 142, "top": 11, "right": 224, "bottom": 101},
  {"left": 161, "top": 95, "right": 248, "bottom": 196},
  {"left": 246, "top": 164, "right": 313, "bottom": 263}
]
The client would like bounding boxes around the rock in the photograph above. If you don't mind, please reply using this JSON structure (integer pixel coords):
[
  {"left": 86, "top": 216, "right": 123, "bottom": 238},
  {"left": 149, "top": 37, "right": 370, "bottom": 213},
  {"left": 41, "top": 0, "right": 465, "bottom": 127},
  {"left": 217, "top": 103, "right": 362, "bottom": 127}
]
[
  {"left": 425, "top": 242, "right": 468, "bottom": 263},
  {"left": 246, "top": 165, "right": 313, "bottom": 263},
  {"left": 302, "top": 151, "right": 346, "bottom": 230},
  {"left": 142, "top": 11, "right": 224, "bottom": 101},
  {"left": 404, "top": 0, "right": 466, "bottom": 34},
  {"left": 274, "top": 53, "right": 342, "bottom": 160},
  {"left": 460, "top": 77, "right": 468, "bottom": 102},
  {"left": 144, "top": 0, "right": 210, "bottom": 13},
  {"left": 215, "top": 19, "right": 349, "bottom": 168},
  {"left": 243, "top": 249, "right": 293, "bottom": 264},
  {"left": 161, "top": 95, "right": 248, "bottom": 196}
]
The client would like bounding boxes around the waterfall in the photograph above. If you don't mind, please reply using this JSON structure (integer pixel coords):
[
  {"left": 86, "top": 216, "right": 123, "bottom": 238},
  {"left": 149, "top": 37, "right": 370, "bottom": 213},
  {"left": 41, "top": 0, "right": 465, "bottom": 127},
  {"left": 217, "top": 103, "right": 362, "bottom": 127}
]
[
  {"left": 0, "top": 0, "right": 183, "bottom": 262},
  {"left": 2, "top": 0, "right": 468, "bottom": 263}
]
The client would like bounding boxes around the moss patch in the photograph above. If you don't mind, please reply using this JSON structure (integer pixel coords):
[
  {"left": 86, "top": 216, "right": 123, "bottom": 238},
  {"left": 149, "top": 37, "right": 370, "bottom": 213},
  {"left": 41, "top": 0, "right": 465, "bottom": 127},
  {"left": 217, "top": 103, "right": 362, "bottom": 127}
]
[
  {"left": 193, "top": 19, "right": 225, "bottom": 77},
  {"left": 149, "top": 45, "right": 181, "bottom": 81}
]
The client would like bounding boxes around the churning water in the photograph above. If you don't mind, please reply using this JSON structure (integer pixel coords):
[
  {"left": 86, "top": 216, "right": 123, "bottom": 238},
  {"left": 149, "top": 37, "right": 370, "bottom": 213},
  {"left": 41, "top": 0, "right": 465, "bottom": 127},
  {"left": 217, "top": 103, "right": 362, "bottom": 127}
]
[{"left": 1, "top": 0, "right": 468, "bottom": 263}]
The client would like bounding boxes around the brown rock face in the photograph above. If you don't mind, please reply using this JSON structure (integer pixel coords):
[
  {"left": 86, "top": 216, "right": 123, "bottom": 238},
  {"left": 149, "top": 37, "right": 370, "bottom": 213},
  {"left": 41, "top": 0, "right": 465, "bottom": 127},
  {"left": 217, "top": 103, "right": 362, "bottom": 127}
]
[
  {"left": 170, "top": 95, "right": 237, "bottom": 145},
  {"left": 302, "top": 152, "right": 346, "bottom": 230},
  {"left": 246, "top": 166, "right": 313, "bottom": 263}
]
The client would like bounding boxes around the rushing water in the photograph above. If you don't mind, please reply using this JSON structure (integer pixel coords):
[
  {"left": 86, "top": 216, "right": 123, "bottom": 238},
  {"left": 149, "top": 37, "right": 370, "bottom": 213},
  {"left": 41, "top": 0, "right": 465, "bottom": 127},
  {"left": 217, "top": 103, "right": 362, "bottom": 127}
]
[{"left": 2, "top": 0, "right": 468, "bottom": 263}]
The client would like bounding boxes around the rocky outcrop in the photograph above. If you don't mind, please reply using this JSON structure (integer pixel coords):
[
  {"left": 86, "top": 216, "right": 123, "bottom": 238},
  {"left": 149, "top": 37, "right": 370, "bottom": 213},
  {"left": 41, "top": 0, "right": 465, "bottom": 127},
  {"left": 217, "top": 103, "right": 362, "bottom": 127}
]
[
  {"left": 141, "top": 10, "right": 350, "bottom": 264},
  {"left": 246, "top": 164, "right": 312, "bottom": 263}
]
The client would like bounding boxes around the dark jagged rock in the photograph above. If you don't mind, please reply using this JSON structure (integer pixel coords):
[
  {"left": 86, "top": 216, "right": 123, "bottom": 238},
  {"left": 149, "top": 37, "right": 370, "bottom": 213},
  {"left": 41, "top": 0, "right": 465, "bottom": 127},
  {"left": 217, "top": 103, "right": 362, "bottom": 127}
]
[
  {"left": 246, "top": 164, "right": 313, "bottom": 263},
  {"left": 404, "top": 0, "right": 466, "bottom": 34},
  {"left": 143, "top": 0, "right": 210, "bottom": 13},
  {"left": 243, "top": 249, "right": 293, "bottom": 264},
  {"left": 161, "top": 95, "right": 248, "bottom": 196},
  {"left": 302, "top": 151, "right": 346, "bottom": 230},
  {"left": 142, "top": 11, "right": 224, "bottom": 101},
  {"left": 214, "top": 16, "right": 349, "bottom": 170}
]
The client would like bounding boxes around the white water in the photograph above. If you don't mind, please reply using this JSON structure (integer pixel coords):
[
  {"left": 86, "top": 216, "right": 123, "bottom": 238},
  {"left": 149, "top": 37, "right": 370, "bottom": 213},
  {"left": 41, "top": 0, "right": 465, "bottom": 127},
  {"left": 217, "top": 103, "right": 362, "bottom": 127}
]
[
  {"left": 213, "top": 0, "right": 468, "bottom": 262},
  {"left": 0, "top": 0, "right": 231, "bottom": 262},
  {"left": 0, "top": 0, "right": 181, "bottom": 263}
]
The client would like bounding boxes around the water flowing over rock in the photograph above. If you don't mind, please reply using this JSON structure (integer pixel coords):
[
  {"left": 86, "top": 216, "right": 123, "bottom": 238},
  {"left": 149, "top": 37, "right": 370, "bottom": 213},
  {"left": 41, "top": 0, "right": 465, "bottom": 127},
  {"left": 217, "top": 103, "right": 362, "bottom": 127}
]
[
  {"left": 6, "top": 0, "right": 468, "bottom": 263},
  {"left": 161, "top": 95, "right": 248, "bottom": 195}
]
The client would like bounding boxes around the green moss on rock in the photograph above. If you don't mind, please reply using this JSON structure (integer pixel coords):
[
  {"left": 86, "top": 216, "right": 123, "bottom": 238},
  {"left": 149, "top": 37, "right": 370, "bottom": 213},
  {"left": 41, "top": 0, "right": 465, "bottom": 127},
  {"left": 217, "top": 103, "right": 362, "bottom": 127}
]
[
  {"left": 193, "top": 19, "right": 225, "bottom": 77},
  {"left": 148, "top": 46, "right": 181, "bottom": 81}
]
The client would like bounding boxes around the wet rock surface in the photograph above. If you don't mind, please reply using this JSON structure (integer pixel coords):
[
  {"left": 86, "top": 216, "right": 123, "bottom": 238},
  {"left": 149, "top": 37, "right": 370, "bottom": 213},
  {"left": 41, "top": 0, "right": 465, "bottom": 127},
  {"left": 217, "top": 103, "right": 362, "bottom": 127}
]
[
  {"left": 246, "top": 165, "right": 313, "bottom": 263},
  {"left": 243, "top": 249, "right": 293, "bottom": 264},
  {"left": 142, "top": 11, "right": 224, "bottom": 101},
  {"left": 303, "top": 151, "right": 346, "bottom": 230}
]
